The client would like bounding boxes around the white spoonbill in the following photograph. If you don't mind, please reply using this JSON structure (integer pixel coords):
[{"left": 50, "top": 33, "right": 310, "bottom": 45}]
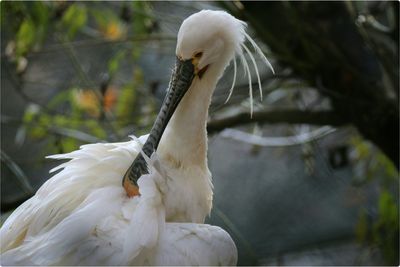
[{"left": 0, "top": 10, "right": 273, "bottom": 265}]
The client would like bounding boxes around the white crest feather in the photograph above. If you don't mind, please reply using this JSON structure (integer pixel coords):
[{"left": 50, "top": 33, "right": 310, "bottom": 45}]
[
  {"left": 224, "top": 56, "right": 237, "bottom": 104},
  {"left": 240, "top": 43, "right": 254, "bottom": 117},
  {"left": 244, "top": 31, "right": 275, "bottom": 75},
  {"left": 225, "top": 27, "right": 275, "bottom": 117}
]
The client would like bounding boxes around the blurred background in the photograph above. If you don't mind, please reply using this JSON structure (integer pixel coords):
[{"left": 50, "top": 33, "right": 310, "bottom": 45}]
[{"left": 1, "top": 1, "right": 398, "bottom": 265}]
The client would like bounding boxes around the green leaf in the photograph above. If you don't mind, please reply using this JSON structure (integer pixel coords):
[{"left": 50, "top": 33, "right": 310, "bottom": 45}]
[
  {"left": 53, "top": 115, "right": 69, "bottom": 127},
  {"left": 115, "top": 83, "right": 136, "bottom": 126},
  {"left": 62, "top": 4, "right": 87, "bottom": 39},
  {"left": 30, "top": 125, "right": 46, "bottom": 139},
  {"left": 373, "top": 190, "right": 400, "bottom": 265},
  {"left": 91, "top": 8, "right": 126, "bottom": 41},
  {"left": 16, "top": 19, "right": 36, "bottom": 56},
  {"left": 114, "top": 68, "right": 145, "bottom": 126},
  {"left": 355, "top": 209, "right": 368, "bottom": 243},
  {"left": 108, "top": 50, "right": 126, "bottom": 76},
  {"left": 22, "top": 104, "right": 40, "bottom": 123},
  {"left": 38, "top": 113, "right": 51, "bottom": 127},
  {"left": 31, "top": 2, "right": 49, "bottom": 26},
  {"left": 47, "top": 90, "right": 71, "bottom": 110},
  {"left": 378, "top": 191, "right": 398, "bottom": 223},
  {"left": 61, "top": 137, "right": 78, "bottom": 152},
  {"left": 131, "top": 1, "right": 153, "bottom": 35},
  {"left": 31, "top": 2, "right": 50, "bottom": 46},
  {"left": 1, "top": 2, "right": 29, "bottom": 34},
  {"left": 131, "top": 46, "right": 141, "bottom": 61},
  {"left": 91, "top": 8, "right": 114, "bottom": 31},
  {"left": 376, "top": 153, "right": 398, "bottom": 179},
  {"left": 86, "top": 120, "right": 106, "bottom": 139}
]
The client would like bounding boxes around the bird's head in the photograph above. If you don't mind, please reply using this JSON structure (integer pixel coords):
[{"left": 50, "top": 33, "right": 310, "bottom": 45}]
[
  {"left": 176, "top": 10, "right": 246, "bottom": 80},
  {"left": 123, "top": 10, "right": 273, "bottom": 196}
]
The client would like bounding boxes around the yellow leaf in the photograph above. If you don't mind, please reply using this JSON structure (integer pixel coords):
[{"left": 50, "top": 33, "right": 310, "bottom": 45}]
[
  {"left": 72, "top": 89, "right": 100, "bottom": 118},
  {"left": 104, "top": 21, "right": 126, "bottom": 41}
]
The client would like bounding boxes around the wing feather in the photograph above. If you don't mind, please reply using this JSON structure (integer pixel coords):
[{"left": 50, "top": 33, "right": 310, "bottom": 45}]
[{"left": 0, "top": 135, "right": 236, "bottom": 266}]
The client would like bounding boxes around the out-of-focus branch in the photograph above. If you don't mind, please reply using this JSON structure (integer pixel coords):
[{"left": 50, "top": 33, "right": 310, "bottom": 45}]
[
  {"left": 0, "top": 150, "right": 34, "bottom": 195},
  {"left": 220, "top": 126, "right": 336, "bottom": 147},
  {"left": 1, "top": 195, "right": 33, "bottom": 213},
  {"left": 207, "top": 110, "right": 347, "bottom": 134},
  {"left": 1, "top": 115, "right": 104, "bottom": 143},
  {"left": 49, "top": 126, "right": 104, "bottom": 143}
]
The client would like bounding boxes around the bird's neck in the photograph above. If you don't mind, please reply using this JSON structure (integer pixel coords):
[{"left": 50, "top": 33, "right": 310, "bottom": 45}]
[{"left": 158, "top": 71, "right": 219, "bottom": 169}]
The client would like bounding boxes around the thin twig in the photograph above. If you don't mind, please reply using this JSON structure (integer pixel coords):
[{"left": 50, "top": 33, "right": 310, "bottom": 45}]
[
  {"left": 49, "top": 126, "right": 104, "bottom": 143},
  {"left": 0, "top": 150, "right": 34, "bottom": 195},
  {"left": 24, "top": 35, "right": 175, "bottom": 57}
]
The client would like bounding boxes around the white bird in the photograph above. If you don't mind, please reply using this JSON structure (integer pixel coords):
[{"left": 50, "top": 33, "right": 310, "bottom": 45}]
[{"left": 0, "top": 10, "right": 273, "bottom": 266}]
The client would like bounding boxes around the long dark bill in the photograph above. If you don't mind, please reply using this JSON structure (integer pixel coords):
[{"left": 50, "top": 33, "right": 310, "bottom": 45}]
[{"left": 123, "top": 57, "right": 195, "bottom": 187}]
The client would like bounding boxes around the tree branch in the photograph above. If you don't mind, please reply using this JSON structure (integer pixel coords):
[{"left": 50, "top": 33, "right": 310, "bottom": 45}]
[
  {"left": 207, "top": 110, "right": 347, "bottom": 134},
  {"left": 220, "top": 126, "right": 336, "bottom": 147},
  {"left": 0, "top": 150, "right": 34, "bottom": 195}
]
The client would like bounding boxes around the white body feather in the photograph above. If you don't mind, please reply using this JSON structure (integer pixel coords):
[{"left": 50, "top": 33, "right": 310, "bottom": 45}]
[
  {"left": 1, "top": 137, "right": 236, "bottom": 265},
  {"left": 1, "top": 9, "right": 273, "bottom": 266}
]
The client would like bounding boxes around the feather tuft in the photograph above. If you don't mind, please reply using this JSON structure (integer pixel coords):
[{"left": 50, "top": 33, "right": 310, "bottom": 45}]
[{"left": 224, "top": 56, "right": 237, "bottom": 104}]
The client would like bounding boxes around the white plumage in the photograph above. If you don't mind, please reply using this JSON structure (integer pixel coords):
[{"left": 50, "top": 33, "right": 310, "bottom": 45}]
[
  {"left": 1, "top": 137, "right": 236, "bottom": 265},
  {"left": 1, "top": 9, "right": 272, "bottom": 266}
]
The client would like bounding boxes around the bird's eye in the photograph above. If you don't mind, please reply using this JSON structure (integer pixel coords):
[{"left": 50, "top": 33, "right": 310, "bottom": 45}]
[{"left": 194, "top": 52, "right": 203, "bottom": 58}]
